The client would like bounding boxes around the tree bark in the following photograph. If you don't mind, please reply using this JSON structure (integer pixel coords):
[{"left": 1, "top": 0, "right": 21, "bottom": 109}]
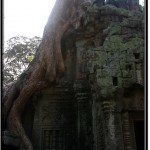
[{"left": 2, "top": 0, "right": 88, "bottom": 149}]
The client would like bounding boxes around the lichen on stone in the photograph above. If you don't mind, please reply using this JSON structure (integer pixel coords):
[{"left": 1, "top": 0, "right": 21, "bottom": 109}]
[{"left": 99, "top": 4, "right": 133, "bottom": 17}]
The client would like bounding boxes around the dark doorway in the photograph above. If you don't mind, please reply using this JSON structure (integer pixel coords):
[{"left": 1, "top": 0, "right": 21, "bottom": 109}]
[
  {"left": 134, "top": 120, "right": 144, "bottom": 150},
  {"left": 2, "top": 143, "right": 19, "bottom": 150}
]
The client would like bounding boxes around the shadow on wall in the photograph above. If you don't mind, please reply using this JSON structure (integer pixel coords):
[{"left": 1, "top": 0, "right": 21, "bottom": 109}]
[
  {"left": 2, "top": 143, "right": 19, "bottom": 150},
  {"left": 122, "top": 83, "right": 144, "bottom": 110}
]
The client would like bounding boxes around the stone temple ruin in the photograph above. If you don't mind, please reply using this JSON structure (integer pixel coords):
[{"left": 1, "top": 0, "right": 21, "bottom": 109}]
[{"left": 3, "top": 0, "right": 145, "bottom": 150}]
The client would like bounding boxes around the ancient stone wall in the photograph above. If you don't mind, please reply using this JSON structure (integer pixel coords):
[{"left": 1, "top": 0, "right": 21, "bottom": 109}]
[
  {"left": 23, "top": 2, "right": 144, "bottom": 150},
  {"left": 73, "top": 2, "right": 144, "bottom": 150}
]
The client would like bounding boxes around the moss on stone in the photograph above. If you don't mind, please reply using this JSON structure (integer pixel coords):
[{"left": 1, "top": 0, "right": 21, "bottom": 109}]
[
  {"left": 75, "top": 3, "right": 144, "bottom": 96},
  {"left": 103, "top": 35, "right": 123, "bottom": 51},
  {"left": 109, "top": 25, "right": 122, "bottom": 36},
  {"left": 124, "top": 37, "right": 144, "bottom": 51},
  {"left": 99, "top": 4, "right": 133, "bottom": 17}
]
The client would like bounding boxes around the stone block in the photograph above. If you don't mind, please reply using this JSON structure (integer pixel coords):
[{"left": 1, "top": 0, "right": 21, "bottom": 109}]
[
  {"left": 92, "top": 46, "right": 104, "bottom": 51},
  {"left": 109, "top": 25, "right": 121, "bottom": 36},
  {"left": 94, "top": 39, "right": 101, "bottom": 47},
  {"left": 110, "top": 69, "right": 122, "bottom": 77},
  {"left": 138, "top": 46, "right": 144, "bottom": 53},
  {"left": 100, "top": 89, "right": 108, "bottom": 96},
  {"left": 87, "top": 60, "right": 93, "bottom": 67},
  {"left": 85, "top": 50, "right": 93, "bottom": 59},
  {"left": 103, "top": 36, "right": 123, "bottom": 52},
  {"left": 107, "top": 52, "right": 114, "bottom": 59},
  {"left": 126, "top": 48, "right": 134, "bottom": 54},
  {"left": 98, "top": 57, "right": 107, "bottom": 64},
  {"left": 97, "top": 68, "right": 110, "bottom": 78},
  {"left": 92, "top": 51, "right": 100, "bottom": 60},
  {"left": 109, "top": 87, "right": 118, "bottom": 93},
  {"left": 97, "top": 77, "right": 112, "bottom": 88},
  {"left": 3, "top": 131, "right": 21, "bottom": 147},
  {"left": 108, "top": 60, "right": 120, "bottom": 69},
  {"left": 122, "top": 70, "right": 133, "bottom": 78},
  {"left": 126, "top": 54, "right": 135, "bottom": 62},
  {"left": 107, "top": 52, "right": 120, "bottom": 64},
  {"left": 80, "top": 61, "right": 88, "bottom": 73},
  {"left": 135, "top": 63, "right": 142, "bottom": 70},
  {"left": 122, "top": 78, "right": 132, "bottom": 87},
  {"left": 120, "top": 61, "right": 127, "bottom": 69},
  {"left": 140, "top": 52, "right": 144, "bottom": 60},
  {"left": 87, "top": 67, "right": 95, "bottom": 74},
  {"left": 118, "top": 53, "right": 126, "bottom": 62},
  {"left": 128, "top": 19, "right": 142, "bottom": 28},
  {"left": 130, "top": 74, "right": 137, "bottom": 83},
  {"left": 76, "top": 40, "right": 86, "bottom": 48},
  {"left": 90, "top": 51, "right": 107, "bottom": 63},
  {"left": 91, "top": 59, "right": 106, "bottom": 69}
]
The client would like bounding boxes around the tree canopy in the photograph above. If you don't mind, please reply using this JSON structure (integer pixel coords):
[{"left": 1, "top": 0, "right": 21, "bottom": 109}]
[{"left": 3, "top": 36, "right": 41, "bottom": 90}]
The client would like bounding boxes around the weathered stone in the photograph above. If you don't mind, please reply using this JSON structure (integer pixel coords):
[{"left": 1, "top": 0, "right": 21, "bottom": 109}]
[
  {"left": 76, "top": 40, "right": 86, "bottom": 48},
  {"left": 97, "top": 77, "right": 112, "bottom": 88},
  {"left": 97, "top": 68, "right": 110, "bottom": 78},
  {"left": 18, "top": 2, "right": 144, "bottom": 150},
  {"left": 122, "top": 78, "right": 133, "bottom": 87},
  {"left": 110, "top": 69, "right": 122, "bottom": 77},
  {"left": 3, "top": 131, "right": 21, "bottom": 147}
]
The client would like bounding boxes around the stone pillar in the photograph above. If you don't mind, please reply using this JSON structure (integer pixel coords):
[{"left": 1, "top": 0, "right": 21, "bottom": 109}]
[
  {"left": 122, "top": 112, "right": 134, "bottom": 150},
  {"left": 91, "top": 93, "right": 97, "bottom": 150},
  {"left": 102, "top": 100, "right": 116, "bottom": 150},
  {"left": 100, "top": 99, "right": 124, "bottom": 150},
  {"left": 74, "top": 80, "right": 93, "bottom": 150},
  {"left": 135, "top": 63, "right": 144, "bottom": 85}
]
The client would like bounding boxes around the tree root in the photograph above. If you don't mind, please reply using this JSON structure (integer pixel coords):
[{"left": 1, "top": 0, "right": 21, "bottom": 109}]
[
  {"left": 6, "top": 81, "right": 47, "bottom": 149},
  {"left": 2, "top": 0, "right": 86, "bottom": 149}
]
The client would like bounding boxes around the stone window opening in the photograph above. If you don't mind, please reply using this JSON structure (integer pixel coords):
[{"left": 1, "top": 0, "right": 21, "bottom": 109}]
[
  {"left": 112, "top": 77, "right": 118, "bottom": 86},
  {"left": 126, "top": 64, "right": 132, "bottom": 70},
  {"left": 134, "top": 53, "right": 140, "bottom": 59}
]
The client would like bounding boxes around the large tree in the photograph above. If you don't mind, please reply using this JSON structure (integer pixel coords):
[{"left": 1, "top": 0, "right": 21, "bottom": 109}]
[
  {"left": 3, "top": 36, "right": 41, "bottom": 90},
  {"left": 2, "top": 0, "right": 87, "bottom": 149}
]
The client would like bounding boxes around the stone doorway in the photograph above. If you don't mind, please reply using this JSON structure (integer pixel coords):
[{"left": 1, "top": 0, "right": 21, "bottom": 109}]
[
  {"left": 133, "top": 120, "right": 144, "bottom": 150},
  {"left": 31, "top": 87, "right": 77, "bottom": 150},
  {"left": 122, "top": 111, "right": 144, "bottom": 150}
]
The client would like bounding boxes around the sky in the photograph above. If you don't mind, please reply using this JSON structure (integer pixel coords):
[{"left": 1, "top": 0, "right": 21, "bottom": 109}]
[
  {"left": 4, "top": 0, "right": 145, "bottom": 43},
  {"left": 4, "top": 0, "right": 56, "bottom": 42}
]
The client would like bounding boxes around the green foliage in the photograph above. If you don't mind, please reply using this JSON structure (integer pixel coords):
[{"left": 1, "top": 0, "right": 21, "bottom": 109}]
[{"left": 3, "top": 36, "right": 41, "bottom": 89}]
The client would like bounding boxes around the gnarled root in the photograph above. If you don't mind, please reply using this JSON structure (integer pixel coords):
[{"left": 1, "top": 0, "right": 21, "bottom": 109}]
[
  {"left": 6, "top": 81, "right": 48, "bottom": 150},
  {"left": 3, "top": 1, "right": 85, "bottom": 149}
]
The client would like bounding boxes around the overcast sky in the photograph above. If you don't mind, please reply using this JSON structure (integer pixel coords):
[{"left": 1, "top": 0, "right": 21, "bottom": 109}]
[
  {"left": 4, "top": 0, "right": 56, "bottom": 42},
  {"left": 4, "top": 0, "right": 145, "bottom": 43}
]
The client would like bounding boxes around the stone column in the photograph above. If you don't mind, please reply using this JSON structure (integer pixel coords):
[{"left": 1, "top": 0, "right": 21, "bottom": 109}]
[
  {"left": 92, "top": 93, "right": 97, "bottom": 150},
  {"left": 74, "top": 80, "right": 93, "bottom": 150},
  {"left": 135, "top": 63, "right": 144, "bottom": 85},
  {"left": 122, "top": 112, "right": 134, "bottom": 150},
  {"left": 100, "top": 99, "right": 124, "bottom": 150},
  {"left": 102, "top": 100, "right": 116, "bottom": 150}
]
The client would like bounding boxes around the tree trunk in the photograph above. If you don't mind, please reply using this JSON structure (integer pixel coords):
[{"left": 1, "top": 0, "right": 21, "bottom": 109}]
[{"left": 2, "top": 0, "right": 87, "bottom": 149}]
